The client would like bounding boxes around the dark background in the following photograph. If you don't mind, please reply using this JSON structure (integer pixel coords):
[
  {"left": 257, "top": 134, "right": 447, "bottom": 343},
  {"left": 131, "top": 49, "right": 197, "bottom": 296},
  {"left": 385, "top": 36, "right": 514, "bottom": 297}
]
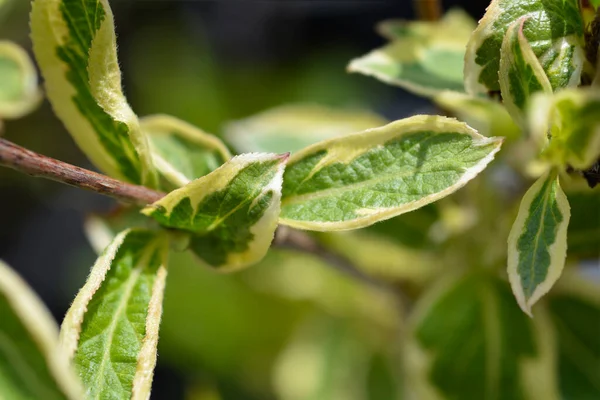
[{"left": 0, "top": 1, "right": 488, "bottom": 398}]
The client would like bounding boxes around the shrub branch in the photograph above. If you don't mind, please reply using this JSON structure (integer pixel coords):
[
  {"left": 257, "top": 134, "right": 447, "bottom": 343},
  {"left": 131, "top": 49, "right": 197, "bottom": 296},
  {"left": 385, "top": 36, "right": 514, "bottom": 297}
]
[{"left": 0, "top": 137, "right": 405, "bottom": 304}]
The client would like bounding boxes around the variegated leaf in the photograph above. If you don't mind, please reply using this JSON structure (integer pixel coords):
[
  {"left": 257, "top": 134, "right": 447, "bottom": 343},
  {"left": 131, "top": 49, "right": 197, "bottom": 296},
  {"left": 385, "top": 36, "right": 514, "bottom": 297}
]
[
  {"left": 0, "top": 41, "right": 42, "bottom": 120},
  {"left": 0, "top": 260, "right": 83, "bottom": 400},
  {"left": 224, "top": 104, "right": 387, "bottom": 154},
  {"left": 60, "top": 229, "right": 169, "bottom": 400},
  {"left": 348, "top": 40, "right": 465, "bottom": 97},
  {"left": 279, "top": 115, "right": 502, "bottom": 231},
  {"left": 30, "top": 0, "right": 156, "bottom": 186},
  {"left": 406, "top": 274, "right": 559, "bottom": 400},
  {"left": 349, "top": 10, "right": 475, "bottom": 96},
  {"left": 141, "top": 114, "right": 231, "bottom": 189},
  {"left": 507, "top": 171, "right": 570, "bottom": 316},
  {"left": 499, "top": 17, "right": 552, "bottom": 128},
  {"left": 531, "top": 89, "right": 600, "bottom": 170},
  {"left": 465, "top": 0, "right": 584, "bottom": 95},
  {"left": 142, "top": 153, "right": 287, "bottom": 271}
]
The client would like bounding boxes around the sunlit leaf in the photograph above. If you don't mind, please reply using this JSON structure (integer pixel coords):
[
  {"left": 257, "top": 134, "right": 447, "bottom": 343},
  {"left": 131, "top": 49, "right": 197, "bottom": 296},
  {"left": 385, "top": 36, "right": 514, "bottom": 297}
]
[
  {"left": 224, "top": 104, "right": 386, "bottom": 154},
  {"left": 548, "top": 277, "right": 600, "bottom": 399},
  {"left": 0, "top": 41, "right": 41, "bottom": 120},
  {"left": 349, "top": 10, "right": 474, "bottom": 96},
  {"left": 60, "top": 229, "right": 169, "bottom": 399},
  {"left": 406, "top": 274, "right": 559, "bottom": 400},
  {"left": 141, "top": 114, "right": 231, "bottom": 189},
  {"left": 465, "top": 0, "right": 584, "bottom": 95},
  {"left": 143, "top": 153, "right": 287, "bottom": 271},
  {"left": 0, "top": 260, "right": 83, "bottom": 400},
  {"left": 279, "top": 115, "right": 502, "bottom": 231},
  {"left": 531, "top": 89, "right": 600, "bottom": 170},
  {"left": 507, "top": 171, "right": 570, "bottom": 316},
  {"left": 30, "top": 0, "right": 156, "bottom": 186},
  {"left": 499, "top": 17, "right": 552, "bottom": 128}
]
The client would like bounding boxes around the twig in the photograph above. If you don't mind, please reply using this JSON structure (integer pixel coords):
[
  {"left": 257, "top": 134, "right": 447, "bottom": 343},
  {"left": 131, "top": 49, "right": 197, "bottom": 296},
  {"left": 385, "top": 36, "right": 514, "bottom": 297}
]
[
  {"left": 0, "top": 138, "right": 409, "bottom": 306},
  {"left": 414, "top": 0, "right": 442, "bottom": 21},
  {"left": 0, "top": 138, "right": 164, "bottom": 206}
]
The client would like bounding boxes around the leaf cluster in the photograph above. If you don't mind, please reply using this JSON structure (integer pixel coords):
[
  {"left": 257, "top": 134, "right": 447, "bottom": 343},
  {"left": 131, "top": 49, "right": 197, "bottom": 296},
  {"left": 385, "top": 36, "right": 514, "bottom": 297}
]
[{"left": 0, "top": 0, "right": 598, "bottom": 399}]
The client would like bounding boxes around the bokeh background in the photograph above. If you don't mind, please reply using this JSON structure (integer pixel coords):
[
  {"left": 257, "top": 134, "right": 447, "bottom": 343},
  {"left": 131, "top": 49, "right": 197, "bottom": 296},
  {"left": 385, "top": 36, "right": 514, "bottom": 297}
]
[{"left": 1, "top": 1, "right": 491, "bottom": 399}]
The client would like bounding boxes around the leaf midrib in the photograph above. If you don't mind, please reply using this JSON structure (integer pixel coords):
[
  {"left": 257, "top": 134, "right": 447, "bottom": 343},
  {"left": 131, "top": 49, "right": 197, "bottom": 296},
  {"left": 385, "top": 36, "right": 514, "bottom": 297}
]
[
  {"left": 282, "top": 167, "right": 463, "bottom": 207},
  {"left": 524, "top": 180, "right": 553, "bottom": 299},
  {"left": 89, "top": 243, "right": 156, "bottom": 398}
]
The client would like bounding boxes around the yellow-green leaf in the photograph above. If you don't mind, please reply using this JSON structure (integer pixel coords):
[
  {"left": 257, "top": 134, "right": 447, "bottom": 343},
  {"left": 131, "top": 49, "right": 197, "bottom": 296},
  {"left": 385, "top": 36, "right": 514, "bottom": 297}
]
[
  {"left": 507, "top": 170, "right": 570, "bottom": 316},
  {"left": 30, "top": 0, "right": 156, "bottom": 186},
  {"left": 531, "top": 89, "right": 600, "bottom": 170},
  {"left": 499, "top": 17, "right": 552, "bottom": 128},
  {"left": 60, "top": 229, "right": 168, "bottom": 399},
  {"left": 464, "top": 0, "right": 584, "bottom": 95},
  {"left": 224, "top": 104, "right": 387, "bottom": 154},
  {"left": 406, "top": 274, "right": 559, "bottom": 400},
  {"left": 141, "top": 114, "right": 231, "bottom": 189},
  {"left": 143, "top": 153, "right": 287, "bottom": 271},
  {"left": 0, "top": 260, "right": 83, "bottom": 400},
  {"left": 279, "top": 115, "right": 502, "bottom": 231},
  {"left": 0, "top": 41, "right": 41, "bottom": 120}
]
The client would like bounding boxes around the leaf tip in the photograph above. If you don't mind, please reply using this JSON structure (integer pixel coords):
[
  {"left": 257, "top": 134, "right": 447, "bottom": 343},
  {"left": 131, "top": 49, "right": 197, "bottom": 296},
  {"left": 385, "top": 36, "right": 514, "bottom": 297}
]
[{"left": 278, "top": 152, "right": 291, "bottom": 162}]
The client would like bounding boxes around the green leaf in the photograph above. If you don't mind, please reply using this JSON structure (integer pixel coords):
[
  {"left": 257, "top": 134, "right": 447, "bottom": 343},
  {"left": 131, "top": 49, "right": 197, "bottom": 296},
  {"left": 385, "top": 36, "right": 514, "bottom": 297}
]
[
  {"left": 349, "top": 10, "right": 474, "bottom": 96},
  {"left": 30, "top": 0, "right": 156, "bottom": 186},
  {"left": 499, "top": 17, "right": 553, "bottom": 128},
  {"left": 507, "top": 170, "right": 570, "bottom": 316},
  {"left": 548, "top": 278, "right": 600, "bottom": 399},
  {"left": 142, "top": 153, "right": 287, "bottom": 271},
  {"left": 531, "top": 89, "right": 600, "bottom": 170},
  {"left": 406, "top": 274, "right": 559, "bottom": 400},
  {"left": 141, "top": 114, "right": 231, "bottom": 189},
  {"left": 433, "top": 91, "right": 520, "bottom": 139},
  {"left": 224, "top": 104, "right": 387, "bottom": 154},
  {"left": 465, "top": 0, "right": 584, "bottom": 95},
  {"left": 565, "top": 188, "right": 600, "bottom": 258},
  {"left": 60, "top": 229, "right": 169, "bottom": 399},
  {"left": 0, "top": 260, "right": 83, "bottom": 400},
  {"left": 348, "top": 40, "right": 465, "bottom": 97},
  {"left": 0, "top": 41, "right": 42, "bottom": 120},
  {"left": 279, "top": 115, "right": 503, "bottom": 231}
]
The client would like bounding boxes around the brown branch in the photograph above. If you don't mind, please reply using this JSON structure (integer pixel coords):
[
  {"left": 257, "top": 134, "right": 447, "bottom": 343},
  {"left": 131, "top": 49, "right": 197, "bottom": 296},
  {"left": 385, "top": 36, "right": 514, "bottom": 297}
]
[
  {"left": 0, "top": 138, "right": 164, "bottom": 206},
  {"left": 414, "top": 0, "right": 442, "bottom": 21},
  {"left": 0, "top": 138, "right": 408, "bottom": 305}
]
